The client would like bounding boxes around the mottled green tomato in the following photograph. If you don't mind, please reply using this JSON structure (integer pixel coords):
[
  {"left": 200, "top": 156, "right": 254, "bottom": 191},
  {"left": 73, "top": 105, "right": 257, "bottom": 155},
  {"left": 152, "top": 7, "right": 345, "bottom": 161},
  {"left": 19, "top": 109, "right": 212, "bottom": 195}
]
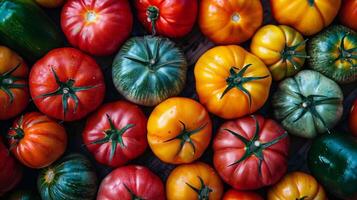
[
  {"left": 308, "top": 25, "right": 357, "bottom": 83},
  {"left": 112, "top": 36, "right": 187, "bottom": 106},
  {"left": 272, "top": 70, "right": 343, "bottom": 138}
]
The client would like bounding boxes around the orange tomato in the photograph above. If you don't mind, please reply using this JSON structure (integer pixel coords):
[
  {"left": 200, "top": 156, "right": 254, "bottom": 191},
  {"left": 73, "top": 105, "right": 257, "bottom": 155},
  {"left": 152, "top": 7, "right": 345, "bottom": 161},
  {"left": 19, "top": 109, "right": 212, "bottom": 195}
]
[
  {"left": 199, "top": 0, "right": 263, "bottom": 44},
  {"left": 147, "top": 97, "right": 212, "bottom": 164},
  {"left": 251, "top": 25, "right": 307, "bottom": 81},
  {"left": 223, "top": 189, "right": 263, "bottom": 200},
  {"left": 194, "top": 45, "right": 272, "bottom": 119},
  {"left": 339, "top": 0, "right": 357, "bottom": 31},
  {"left": 35, "top": 0, "right": 64, "bottom": 8},
  {"left": 268, "top": 171, "right": 327, "bottom": 200},
  {"left": 270, "top": 0, "right": 341, "bottom": 36},
  {"left": 166, "top": 162, "right": 223, "bottom": 200}
]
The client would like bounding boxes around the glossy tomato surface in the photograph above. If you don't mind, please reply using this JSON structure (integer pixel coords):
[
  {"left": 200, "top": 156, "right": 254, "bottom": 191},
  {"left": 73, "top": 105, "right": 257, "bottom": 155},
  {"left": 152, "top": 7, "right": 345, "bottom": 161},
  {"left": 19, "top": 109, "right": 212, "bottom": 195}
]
[
  {"left": 97, "top": 165, "right": 165, "bottom": 200},
  {"left": 83, "top": 101, "right": 148, "bottom": 167},
  {"left": 213, "top": 115, "right": 289, "bottom": 190},
  {"left": 7, "top": 112, "right": 67, "bottom": 168},
  {"left": 61, "top": 0, "right": 133, "bottom": 56},
  {"left": 350, "top": 98, "right": 357, "bottom": 136},
  {"left": 135, "top": 0, "right": 197, "bottom": 37},
  {"left": 339, "top": 0, "right": 357, "bottom": 31},
  {"left": 29, "top": 48, "right": 105, "bottom": 121},
  {"left": 223, "top": 189, "right": 263, "bottom": 200}
]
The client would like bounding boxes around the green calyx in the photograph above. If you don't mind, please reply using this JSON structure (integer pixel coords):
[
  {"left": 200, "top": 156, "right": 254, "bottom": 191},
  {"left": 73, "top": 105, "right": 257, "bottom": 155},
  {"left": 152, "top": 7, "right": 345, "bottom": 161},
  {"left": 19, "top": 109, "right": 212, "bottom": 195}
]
[
  {"left": 221, "top": 64, "right": 269, "bottom": 108},
  {"left": 146, "top": 6, "right": 159, "bottom": 35},
  {"left": 8, "top": 115, "right": 25, "bottom": 141},
  {"left": 35, "top": 68, "right": 97, "bottom": 119},
  {"left": 281, "top": 39, "right": 309, "bottom": 70},
  {"left": 90, "top": 114, "right": 135, "bottom": 161},
  {"left": 308, "top": 0, "right": 315, "bottom": 6},
  {"left": 123, "top": 183, "right": 144, "bottom": 200},
  {"left": 297, "top": 196, "right": 308, "bottom": 200},
  {"left": 0, "top": 63, "right": 26, "bottom": 104},
  {"left": 226, "top": 115, "right": 288, "bottom": 175},
  {"left": 333, "top": 34, "right": 357, "bottom": 67},
  {"left": 186, "top": 176, "right": 212, "bottom": 200},
  {"left": 164, "top": 121, "right": 207, "bottom": 155}
]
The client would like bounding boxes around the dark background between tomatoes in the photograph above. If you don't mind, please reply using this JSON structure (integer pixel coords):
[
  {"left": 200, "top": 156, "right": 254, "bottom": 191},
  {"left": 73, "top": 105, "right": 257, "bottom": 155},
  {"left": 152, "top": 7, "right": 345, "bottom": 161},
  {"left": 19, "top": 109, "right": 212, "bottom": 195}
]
[{"left": 0, "top": 0, "right": 356, "bottom": 199}]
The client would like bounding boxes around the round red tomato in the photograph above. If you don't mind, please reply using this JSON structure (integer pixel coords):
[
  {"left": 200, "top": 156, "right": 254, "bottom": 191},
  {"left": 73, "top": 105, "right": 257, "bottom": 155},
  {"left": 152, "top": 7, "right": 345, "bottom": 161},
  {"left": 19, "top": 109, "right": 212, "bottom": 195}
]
[
  {"left": 29, "top": 48, "right": 105, "bottom": 121},
  {"left": 97, "top": 165, "right": 165, "bottom": 200},
  {"left": 135, "top": 0, "right": 197, "bottom": 37},
  {"left": 213, "top": 115, "right": 289, "bottom": 190},
  {"left": 61, "top": 0, "right": 133, "bottom": 56},
  {"left": 223, "top": 189, "right": 263, "bottom": 200},
  {"left": 0, "top": 137, "right": 22, "bottom": 196},
  {"left": 350, "top": 98, "right": 357, "bottom": 136},
  {"left": 83, "top": 101, "right": 148, "bottom": 167},
  {"left": 339, "top": 0, "right": 357, "bottom": 31}
]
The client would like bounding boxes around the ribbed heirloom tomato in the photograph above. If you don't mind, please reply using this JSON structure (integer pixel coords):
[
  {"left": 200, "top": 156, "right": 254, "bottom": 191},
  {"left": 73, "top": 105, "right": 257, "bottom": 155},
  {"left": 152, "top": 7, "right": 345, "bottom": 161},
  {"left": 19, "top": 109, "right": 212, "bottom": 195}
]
[
  {"left": 83, "top": 101, "right": 148, "bottom": 168},
  {"left": 61, "top": 0, "right": 133, "bottom": 56},
  {"left": 268, "top": 172, "right": 327, "bottom": 200},
  {"left": 97, "top": 165, "right": 165, "bottom": 200},
  {"left": 339, "top": 0, "right": 357, "bottom": 31},
  {"left": 147, "top": 97, "right": 212, "bottom": 164},
  {"left": 223, "top": 189, "right": 263, "bottom": 200},
  {"left": 194, "top": 45, "right": 272, "bottom": 119},
  {"left": 7, "top": 112, "right": 67, "bottom": 168},
  {"left": 213, "top": 115, "right": 289, "bottom": 190},
  {"left": 199, "top": 0, "right": 263, "bottom": 44},
  {"left": 270, "top": 0, "right": 341, "bottom": 36},
  {"left": 134, "top": 0, "right": 197, "bottom": 37},
  {"left": 166, "top": 162, "right": 224, "bottom": 200},
  {"left": 29, "top": 48, "right": 105, "bottom": 121},
  {"left": 0, "top": 46, "right": 29, "bottom": 120}
]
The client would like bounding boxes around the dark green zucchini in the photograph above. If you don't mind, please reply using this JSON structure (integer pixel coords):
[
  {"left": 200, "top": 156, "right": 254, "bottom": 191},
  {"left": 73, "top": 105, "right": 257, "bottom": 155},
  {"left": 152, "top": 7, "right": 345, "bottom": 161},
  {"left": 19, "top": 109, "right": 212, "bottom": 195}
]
[{"left": 0, "top": 0, "right": 62, "bottom": 61}]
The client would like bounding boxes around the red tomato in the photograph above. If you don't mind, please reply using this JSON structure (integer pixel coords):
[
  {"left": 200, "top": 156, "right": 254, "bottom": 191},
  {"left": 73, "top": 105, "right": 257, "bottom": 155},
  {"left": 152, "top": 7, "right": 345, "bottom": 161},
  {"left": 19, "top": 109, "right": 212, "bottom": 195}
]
[
  {"left": 29, "top": 48, "right": 105, "bottom": 121},
  {"left": 97, "top": 165, "right": 165, "bottom": 200},
  {"left": 82, "top": 101, "right": 148, "bottom": 167},
  {"left": 339, "top": 0, "right": 357, "bottom": 31},
  {"left": 223, "top": 189, "right": 263, "bottom": 200},
  {"left": 61, "top": 0, "right": 133, "bottom": 56},
  {"left": 135, "top": 0, "right": 197, "bottom": 37},
  {"left": 213, "top": 115, "right": 289, "bottom": 190},
  {"left": 350, "top": 98, "right": 357, "bottom": 136},
  {"left": 0, "top": 137, "right": 22, "bottom": 196}
]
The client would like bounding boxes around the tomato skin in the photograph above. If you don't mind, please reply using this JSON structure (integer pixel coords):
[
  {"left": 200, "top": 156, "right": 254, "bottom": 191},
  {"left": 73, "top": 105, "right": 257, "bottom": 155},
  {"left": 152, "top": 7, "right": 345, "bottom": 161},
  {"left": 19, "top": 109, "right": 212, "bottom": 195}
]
[
  {"left": 166, "top": 162, "right": 223, "bottom": 200},
  {"left": 194, "top": 45, "right": 272, "bottom": 119},
  {"left": 35, "top": 0, "right": 63, "bottom": 8},
  {"left": 223, "top": 189, "right": 263, "bottom": 200},
  {"left": 199, "top": 0, "right": 263, "bottom": 44},
  {"left": 97, "top": 165, "right": 165, "bottom": 200},
  {"left": 268, "top": 171, "right": 327, "bottom": 200},
  {"left": 7, "top": 112, "right": 67, "bottom": 169},
  {"left": 147, "top": 97, "right": 212, "bottom": 164},
  {"left": 0, "top": 137, "right": 22, "bottom": 196},
  {"left": 61, "top": 0, "right": 133, "bottom": 56},
  {"left": 135, "top": 0, "right": 197, "bottom": 38},
  {"left": 350, "top": 99, "right": 357, "bottom": 136},
  {"left": 83, "top": 101, "right": 148, "bottom": 168},
  {"left": 270, "top": 0, "right": 341, "bottom": 36},
  {"left": 339, "top": 0, "right": 357, "bottom": 31},
  {"left": 213, "top": 115, "right": 289, "bottom": 190},
  {"left": 0, "top": 46, "right": 29, "bottom": 120},
  {"left": 29, "top": 48, "right": 105, "bottom": 121}
]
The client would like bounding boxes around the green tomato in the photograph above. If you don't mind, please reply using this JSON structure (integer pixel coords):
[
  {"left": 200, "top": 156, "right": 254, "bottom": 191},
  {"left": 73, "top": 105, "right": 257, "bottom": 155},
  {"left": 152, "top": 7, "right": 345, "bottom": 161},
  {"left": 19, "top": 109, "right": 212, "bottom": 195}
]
[
  {"left": 112, "top": 36, "right": 187, "bottom": 106},
  {"left": 272, "top": 70, "right": 343, "bottom": 138}
]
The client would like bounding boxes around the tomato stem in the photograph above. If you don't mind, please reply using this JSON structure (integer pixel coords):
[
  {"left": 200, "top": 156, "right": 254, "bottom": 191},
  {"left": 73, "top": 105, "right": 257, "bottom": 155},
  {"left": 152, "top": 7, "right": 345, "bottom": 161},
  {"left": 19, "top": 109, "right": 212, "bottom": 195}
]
[
  {"left": 123, "top": 183, "right": 144, "bottom": 200},
  {"left": 146, "top": 6, "right": 159, "bottom": 35},
  {"left": 308, "top": 0, "right": 315, "bottom": 6},
  {"left": 333, "top": 34, "right": 357, "bottom": 67},
  {"left": 0, "top": 62, "right": 26, "bottom": 104},
  {"left": 185, "top": 176, "right": 212, "bottom": 200}
]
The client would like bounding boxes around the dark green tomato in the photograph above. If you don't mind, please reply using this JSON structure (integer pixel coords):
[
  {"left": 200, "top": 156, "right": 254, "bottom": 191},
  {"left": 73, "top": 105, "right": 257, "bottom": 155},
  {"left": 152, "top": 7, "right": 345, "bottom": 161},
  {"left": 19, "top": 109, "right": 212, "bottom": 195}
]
[
  {"left": 308, "top": 133, "right": 357, "bottom": 200},
  {"left": 272, "top": 70, "right": 343, "bottom": 138},
  {"left": 37, "top": 154, "right": 97, "bottom": 200},
  {"left": 0, "top": 0, "right": 62, "bottom": 61},
  {"left": 7, "top": 190, "right": 40, "bottom": 200},
  {"left": 112, "top": 36, "right": 187, "bottom": 106},
  {"left": 308, "top": 25, "right": 357, "bottom": 83}
]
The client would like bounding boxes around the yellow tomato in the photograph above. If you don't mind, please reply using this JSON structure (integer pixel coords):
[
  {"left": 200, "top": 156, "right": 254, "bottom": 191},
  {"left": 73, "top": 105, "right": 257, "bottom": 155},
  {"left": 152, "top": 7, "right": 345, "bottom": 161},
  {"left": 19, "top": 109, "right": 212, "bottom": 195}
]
[
  {"left": 194, "top": 45, "right": 272, "bottom": 119},
  {"left": 35, "top": 0, "right": 64, "bottom": 8},
  {"left": 268, "top": 171, "right": 327, "bottom": 200},
  {"left": 147, "top": 97, "right": 212, "bottom": 164},
  {"left": 166, "top": 162, "right": 224, "bottom": 200},
  {"left": 199, "top": 0, "right": 263, "bottom": 44},
  {"left": 270, "top": 0, "right": 341, "bottom": 36},
  {"left": 251, "top": 25, "right": 307, "bottom": 81}
]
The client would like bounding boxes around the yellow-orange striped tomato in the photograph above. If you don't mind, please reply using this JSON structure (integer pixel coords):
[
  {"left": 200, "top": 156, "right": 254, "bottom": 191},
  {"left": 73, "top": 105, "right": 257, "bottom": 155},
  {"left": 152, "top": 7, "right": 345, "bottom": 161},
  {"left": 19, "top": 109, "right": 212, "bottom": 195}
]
[
  {"left": 251, "top": 25, "right": 307, "bottom": 81},
  {"left": 147, "top": 97, "right": 212, "bottom": 164},
  {"left": 194, "top": 45, "right": 272, "bottom": 119}
]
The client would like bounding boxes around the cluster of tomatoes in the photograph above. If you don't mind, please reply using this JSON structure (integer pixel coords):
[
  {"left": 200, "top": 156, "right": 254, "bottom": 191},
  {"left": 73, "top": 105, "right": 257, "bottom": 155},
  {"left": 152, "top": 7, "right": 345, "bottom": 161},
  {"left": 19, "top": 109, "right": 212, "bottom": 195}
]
[{"left": 0, "top": 0, "right": 356, "bottom": 199}]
